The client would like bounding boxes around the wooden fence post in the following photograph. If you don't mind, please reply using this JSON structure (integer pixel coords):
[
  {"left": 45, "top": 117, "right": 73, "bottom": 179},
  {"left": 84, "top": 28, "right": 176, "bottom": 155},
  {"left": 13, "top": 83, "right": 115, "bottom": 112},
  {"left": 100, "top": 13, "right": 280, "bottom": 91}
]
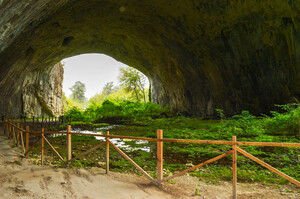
[
  {"left": 20, "top": 126, "right": 25, "bottom": 153},
  {"left": 7, "top": 120, "right": 10, "bottom": 135},
  {"left": 8, "top": 119, "right": 11, "bottom": 137},
  {"left": 25, "top": 126, "right": 29, "bottom": 158},
  {"left": 11, "top": 119, "right": 14, "bottom": 139},
  {"left": 12, "top": 124, "right": 16, "bottom": 144},
  {"left": 106, "top": 131, "right": 110, "bottom": 174},
  {"left": 7, "top": 120, "right": 12, "bottom": 138},
  {"left": 6, "top": 119, "right": 8, "bottom": 135},
  {"left": 2, "top": 119, "right": 5, "bottom": 135},
  {"left": 16, "top": 123, "right": 20, "bottom": 146},
  {"left": 67, "top": 125, "right": 72, "bottom": 165},
  {"left": 4, "top": 119, "right": 7, "bottom": 135},
  {"left": 157, "top": 129, "right": 163, "bottom": 185},
  {"left": 8, "top": 120, "right": 10, "bottom": 137},
  {"left": 33, "top": 116, "right": 35, "bottom": 129},
  {"left": 41, "top": 128, "right": 44, "bottom": 165},
  {"left": 232, "top": 136, "right": 237, "bottom": 199},
  {"left": 6, "top": 120, "right": 9, "bottom": 136}
]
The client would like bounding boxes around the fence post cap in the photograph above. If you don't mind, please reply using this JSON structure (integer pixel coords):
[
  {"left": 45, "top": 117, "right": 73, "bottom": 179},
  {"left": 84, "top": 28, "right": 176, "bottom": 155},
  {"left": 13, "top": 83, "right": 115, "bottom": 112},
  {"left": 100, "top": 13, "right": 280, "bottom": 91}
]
[{"left": 67, "top": 125, "right": 71, "bottom": 132}]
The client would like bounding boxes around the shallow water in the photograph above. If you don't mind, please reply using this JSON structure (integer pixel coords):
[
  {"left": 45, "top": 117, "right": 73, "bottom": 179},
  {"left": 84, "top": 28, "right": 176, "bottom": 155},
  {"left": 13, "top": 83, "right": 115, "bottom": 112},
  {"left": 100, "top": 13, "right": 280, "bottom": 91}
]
[{"left": 71, "top": 126, "right": 151, "bottom": 152}]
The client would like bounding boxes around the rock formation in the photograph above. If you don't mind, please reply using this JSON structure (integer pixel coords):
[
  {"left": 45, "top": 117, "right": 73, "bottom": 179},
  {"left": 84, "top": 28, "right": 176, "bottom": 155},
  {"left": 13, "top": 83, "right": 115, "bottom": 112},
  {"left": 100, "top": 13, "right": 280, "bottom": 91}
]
[
  {"left": 22, "top": 62, "right": 64, "bottom": 117},
  {"left": 0, "top": 61, "right": 63, "bottom": 117},
  {"left": 0, "top": 0, "right": 299, "bottom": 117}
]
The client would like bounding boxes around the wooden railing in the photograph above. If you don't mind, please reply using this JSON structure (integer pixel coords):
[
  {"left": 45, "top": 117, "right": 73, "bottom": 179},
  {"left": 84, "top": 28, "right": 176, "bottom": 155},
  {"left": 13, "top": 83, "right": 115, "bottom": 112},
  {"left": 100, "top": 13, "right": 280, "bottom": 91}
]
[
  {"left": 10, "top": 116, "right": 67, "bottom": 130},
  {"left": 2, "top": 119, "right": 300, "bottom": 198}
]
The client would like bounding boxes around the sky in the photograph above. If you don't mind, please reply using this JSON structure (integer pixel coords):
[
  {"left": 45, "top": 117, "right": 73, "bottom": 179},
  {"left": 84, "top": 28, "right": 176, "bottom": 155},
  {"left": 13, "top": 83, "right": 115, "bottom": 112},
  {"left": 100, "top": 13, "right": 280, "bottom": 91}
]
[{"left": 62, "top": 54, "right": 128, "bottom": 99}]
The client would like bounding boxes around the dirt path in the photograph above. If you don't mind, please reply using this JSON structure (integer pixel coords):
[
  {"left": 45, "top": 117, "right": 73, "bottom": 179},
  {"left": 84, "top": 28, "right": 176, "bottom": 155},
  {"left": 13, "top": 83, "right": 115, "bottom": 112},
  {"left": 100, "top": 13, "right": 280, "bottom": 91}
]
[
  {"left": 0, "top": 124, "right": 299, "bottom": 199},
  {"left": 0, "top": 127, "right": 173, "bottom": 199}
]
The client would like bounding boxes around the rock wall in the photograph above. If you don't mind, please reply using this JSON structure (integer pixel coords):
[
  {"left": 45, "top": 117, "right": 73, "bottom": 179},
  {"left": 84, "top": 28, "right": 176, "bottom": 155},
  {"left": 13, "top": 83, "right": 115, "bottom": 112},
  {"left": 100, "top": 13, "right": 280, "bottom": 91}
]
[
  {"left": 0, "top": 0, "right": 299, "bottom": 117},
  {"left": 0, "top": 62, "right": 64, "bottom": 118},
  {"left": 22, "top": 62, "right": 64, "bottom": 117}
]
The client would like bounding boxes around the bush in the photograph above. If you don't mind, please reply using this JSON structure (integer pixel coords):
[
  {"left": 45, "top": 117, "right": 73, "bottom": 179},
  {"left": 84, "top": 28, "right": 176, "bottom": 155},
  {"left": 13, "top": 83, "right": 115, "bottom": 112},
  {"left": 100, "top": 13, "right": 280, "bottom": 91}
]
[
  {"left": 216, "top": 104, "right": 300, "bottom": 138},
  {"left": 95, "top": 100, "right": 123, "bottom": 118},
  {"left": 84, "top": 99, "right": 168, "bottom": 122},
  {"left": 263, "top": 104, "right": 300, "bottom": 136},
  {"left": 64, "top": 107, "right": 90, "bottom": 122},
  {"left": 218, "top": 111, "right": 262, "bottom": 137}
]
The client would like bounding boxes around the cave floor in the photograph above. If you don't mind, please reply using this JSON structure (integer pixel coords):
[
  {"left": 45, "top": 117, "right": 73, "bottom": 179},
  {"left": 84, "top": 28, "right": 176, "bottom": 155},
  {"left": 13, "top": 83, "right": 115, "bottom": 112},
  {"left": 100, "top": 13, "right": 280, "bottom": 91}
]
[{"left": 0, "top": 125, "right": 174, "bottom": 199}]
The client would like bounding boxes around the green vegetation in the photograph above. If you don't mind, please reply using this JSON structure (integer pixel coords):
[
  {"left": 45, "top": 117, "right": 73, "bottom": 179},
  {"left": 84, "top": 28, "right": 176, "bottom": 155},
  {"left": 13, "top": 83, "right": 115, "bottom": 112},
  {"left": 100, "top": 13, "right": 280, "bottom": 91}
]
[
  {"left": 70, "top": 81, "right": 87, "bottom": 104},
  {"left": 64, "top": 66, "right": 151, "bottom": 116},
  {"left": 65, "top": 99, "right": 169, "bottom": 123},
  {"left": 118, "top": 66, "right": 148, "bottom": 102},
  {"left": 63, "top": 67, "right": 164, "bottom": 123},
  {"left": 29, "top": 104, "right": 300, "bottom": 187},
  {"left": 63, "top": 81, "right": 87, "bottom": 112},
  {"left": 86, "top": 66, "right": 150, "bottom": 106}
]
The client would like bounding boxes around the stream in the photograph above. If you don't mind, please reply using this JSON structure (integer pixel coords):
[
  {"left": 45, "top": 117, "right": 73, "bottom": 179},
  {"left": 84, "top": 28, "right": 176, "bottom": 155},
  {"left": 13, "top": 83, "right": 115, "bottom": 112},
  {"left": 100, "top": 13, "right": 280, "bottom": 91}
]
[{"left": 71, "top": 125, "right": 151, "bottom": 152}]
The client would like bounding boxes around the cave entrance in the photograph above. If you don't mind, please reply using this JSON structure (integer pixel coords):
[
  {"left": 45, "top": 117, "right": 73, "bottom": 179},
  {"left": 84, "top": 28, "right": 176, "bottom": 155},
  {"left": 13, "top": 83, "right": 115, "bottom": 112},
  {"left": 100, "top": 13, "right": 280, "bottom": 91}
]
[
  {"left": 1, "top": 1, "right": 296, "bottom": 118},
  {"left": 61, "top": 53, "right": 150, "bottom": 114}
]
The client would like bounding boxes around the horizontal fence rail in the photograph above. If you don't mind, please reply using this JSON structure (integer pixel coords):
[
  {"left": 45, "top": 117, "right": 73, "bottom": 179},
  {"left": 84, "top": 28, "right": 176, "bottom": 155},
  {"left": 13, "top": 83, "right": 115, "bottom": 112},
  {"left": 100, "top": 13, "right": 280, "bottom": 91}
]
[
  {"left": 26, "top": 130, "right": 300, "bottom": 148},
  {"left": 2, "top": 119, "right": 300, "bottom": 199},
  {"left": 5, "top": 116, "right": 68, "bottom": 131}
]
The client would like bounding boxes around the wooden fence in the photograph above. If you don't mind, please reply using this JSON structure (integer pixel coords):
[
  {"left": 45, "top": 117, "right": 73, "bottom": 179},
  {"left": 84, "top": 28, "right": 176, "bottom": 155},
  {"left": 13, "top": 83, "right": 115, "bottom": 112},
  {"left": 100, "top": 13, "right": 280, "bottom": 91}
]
[
  {"left": 9, "top": 116, "right": 67, "bottom": 130},
  {"left": 2, "top": 119, "right": 300, "bottom": 199}
]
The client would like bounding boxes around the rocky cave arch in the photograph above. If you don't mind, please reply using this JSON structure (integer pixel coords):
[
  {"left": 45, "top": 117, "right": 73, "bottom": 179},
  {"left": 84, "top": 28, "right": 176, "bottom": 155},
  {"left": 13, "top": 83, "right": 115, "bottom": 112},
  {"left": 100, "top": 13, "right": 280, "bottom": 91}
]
[{"left": 0, "top": 0, "right": 299, "bottom": 117}]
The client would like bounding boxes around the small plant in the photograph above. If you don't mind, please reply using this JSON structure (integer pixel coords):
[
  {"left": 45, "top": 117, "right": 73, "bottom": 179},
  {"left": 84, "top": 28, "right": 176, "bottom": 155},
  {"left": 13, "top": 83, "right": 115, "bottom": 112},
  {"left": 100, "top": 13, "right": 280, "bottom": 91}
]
[
  {"left": 195, "top": 188, "right": 200, "bottom": 196},
  {"left": 167, "top": 179, "right": 176, "bottom": 184},
  {"left": 215, "top": 109, "right": 225, "bottom": 120}
]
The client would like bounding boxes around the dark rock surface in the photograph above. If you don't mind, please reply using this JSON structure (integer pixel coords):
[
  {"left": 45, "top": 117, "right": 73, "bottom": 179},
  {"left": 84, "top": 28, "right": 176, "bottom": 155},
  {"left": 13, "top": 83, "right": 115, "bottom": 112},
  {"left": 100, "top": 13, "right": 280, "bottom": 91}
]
[{"left": 0, "top": 0, "right": 299, "bottom": 117}]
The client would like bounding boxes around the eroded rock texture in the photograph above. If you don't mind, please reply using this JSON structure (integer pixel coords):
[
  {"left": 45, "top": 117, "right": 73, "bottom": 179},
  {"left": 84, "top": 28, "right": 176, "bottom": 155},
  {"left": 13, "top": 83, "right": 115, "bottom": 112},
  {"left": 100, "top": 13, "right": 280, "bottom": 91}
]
[
  {"left": 0, "top": 0, "right": 299, "bottom": 117},
  {"left": 22, "top": 62, "right": 64, "bottom": 117},
  {"left": 0, "top": 61, "right": 64, "bottom": 117}
]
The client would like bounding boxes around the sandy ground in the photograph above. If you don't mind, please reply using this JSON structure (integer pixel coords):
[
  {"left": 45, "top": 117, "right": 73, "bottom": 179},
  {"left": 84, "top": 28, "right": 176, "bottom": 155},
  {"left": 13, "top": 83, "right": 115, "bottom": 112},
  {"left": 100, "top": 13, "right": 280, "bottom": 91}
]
[{"left": 0, "top": 125, "right": 299, "bottom": 199}]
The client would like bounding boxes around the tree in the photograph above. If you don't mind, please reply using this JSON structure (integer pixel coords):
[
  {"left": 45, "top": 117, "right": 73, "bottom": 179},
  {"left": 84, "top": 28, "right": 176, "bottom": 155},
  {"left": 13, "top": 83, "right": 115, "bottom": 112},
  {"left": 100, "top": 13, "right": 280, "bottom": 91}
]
[
  {"left": 103, "top": 82, "right": 114, "bottom": 96},
  {"left": 70, "top": 81, "right": 86, "bottom": 103},
  {"left": 118, "top": 66, "right": 147, "bottom": 102}
]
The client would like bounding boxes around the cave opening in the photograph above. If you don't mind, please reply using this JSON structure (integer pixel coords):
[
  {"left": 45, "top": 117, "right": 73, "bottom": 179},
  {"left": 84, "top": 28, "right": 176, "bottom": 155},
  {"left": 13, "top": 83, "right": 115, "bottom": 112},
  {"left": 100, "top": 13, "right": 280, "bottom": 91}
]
[{"left": 61, "top": 53, "right": 150, "bottom": 114}]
